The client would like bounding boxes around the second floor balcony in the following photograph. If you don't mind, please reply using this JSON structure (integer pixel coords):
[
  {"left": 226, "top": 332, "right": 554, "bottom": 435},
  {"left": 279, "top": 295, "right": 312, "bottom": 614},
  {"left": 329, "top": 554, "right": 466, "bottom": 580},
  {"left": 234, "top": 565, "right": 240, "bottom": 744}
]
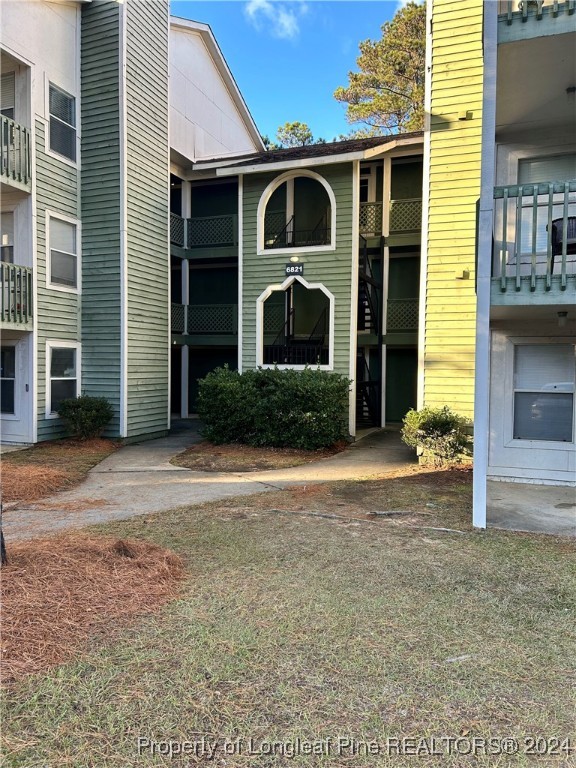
[
  {"left": 171, "top": 302, "right": 238, "bottom": 340},
  {"left": 1, "top": 116, "right": 32, "bottom": 192},
  {"left": 491, "top": 180, "right": 576, "bottom": 303},
  {"left": 170, "top": 213, "right": 238, "bottom": 251},
  {"left": 1, "top": 262, "right": 33, "bottom": 329},
  {"left": 359, "top": 199, "right": 422, "bottom": 243}
]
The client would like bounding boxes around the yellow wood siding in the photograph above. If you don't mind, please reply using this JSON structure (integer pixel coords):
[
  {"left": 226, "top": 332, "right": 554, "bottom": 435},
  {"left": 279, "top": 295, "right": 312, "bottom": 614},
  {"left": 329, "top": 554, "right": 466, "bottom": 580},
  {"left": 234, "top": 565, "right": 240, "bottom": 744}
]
[{"left": 423, "top": 0, "right": 484, "bottom": 418}]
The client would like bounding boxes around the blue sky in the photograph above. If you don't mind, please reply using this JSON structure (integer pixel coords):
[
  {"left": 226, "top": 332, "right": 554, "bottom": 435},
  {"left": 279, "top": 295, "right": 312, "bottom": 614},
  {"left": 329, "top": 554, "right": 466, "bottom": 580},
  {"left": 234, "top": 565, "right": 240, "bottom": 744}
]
[{"left": 170, "top": 1, "right": 401, "bottom": 142}]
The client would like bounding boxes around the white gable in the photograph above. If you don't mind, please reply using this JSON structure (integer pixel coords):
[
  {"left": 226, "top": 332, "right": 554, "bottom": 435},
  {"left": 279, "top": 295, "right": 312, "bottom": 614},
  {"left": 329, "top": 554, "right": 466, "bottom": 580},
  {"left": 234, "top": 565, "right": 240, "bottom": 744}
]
[{"left": 170, "top": 21, "right": 262, "bottom": 163}]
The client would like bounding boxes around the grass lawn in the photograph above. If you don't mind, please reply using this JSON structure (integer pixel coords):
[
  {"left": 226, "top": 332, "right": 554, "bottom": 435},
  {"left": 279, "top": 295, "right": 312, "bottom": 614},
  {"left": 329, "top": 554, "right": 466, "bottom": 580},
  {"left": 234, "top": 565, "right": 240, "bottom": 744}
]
[
  {"left": 1, "top": 438, "right": 118, "bottom": 503},
  {"left": 2, "top": 470, "right": 575, "bottom": 767}
]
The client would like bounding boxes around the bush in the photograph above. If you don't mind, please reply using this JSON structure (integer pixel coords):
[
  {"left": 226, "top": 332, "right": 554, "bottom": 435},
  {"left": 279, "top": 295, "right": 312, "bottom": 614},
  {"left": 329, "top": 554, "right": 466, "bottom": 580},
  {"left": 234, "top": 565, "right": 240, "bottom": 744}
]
[
  {"left": 401, "top": 405, "right": 471, "bottom": 466},
  {"left": 197, "top": 366, "right": 351, "bottom": 450},
  {"left": 58, "top": 396, "right": 114, "bottom": 439}
]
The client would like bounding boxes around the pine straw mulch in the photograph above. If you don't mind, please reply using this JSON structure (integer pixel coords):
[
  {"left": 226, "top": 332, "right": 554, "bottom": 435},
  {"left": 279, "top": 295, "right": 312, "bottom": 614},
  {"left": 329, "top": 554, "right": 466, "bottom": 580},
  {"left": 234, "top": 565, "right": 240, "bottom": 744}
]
[
  {"left": 171, "top": 440, "right": 347, "bottom": 472},
  {"left": 1, "top": 438, "right": 118, "bottom": 503},
  {"left": 0, "top": 534, "right": 186, "bottom": 685}
]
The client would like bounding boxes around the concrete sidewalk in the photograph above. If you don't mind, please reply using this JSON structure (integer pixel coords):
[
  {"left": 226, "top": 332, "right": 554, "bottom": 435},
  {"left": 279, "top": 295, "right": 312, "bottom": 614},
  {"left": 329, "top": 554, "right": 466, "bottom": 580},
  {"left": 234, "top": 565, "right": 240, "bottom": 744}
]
[{"left": 3, "top": 428, "right": 417, "bottom": 541}]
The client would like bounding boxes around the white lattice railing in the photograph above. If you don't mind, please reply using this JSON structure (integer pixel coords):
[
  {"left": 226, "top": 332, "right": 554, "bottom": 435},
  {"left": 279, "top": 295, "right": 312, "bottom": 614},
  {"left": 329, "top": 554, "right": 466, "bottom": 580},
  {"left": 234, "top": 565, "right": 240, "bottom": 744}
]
[
  {"left": 387, "top": 298, "right": 419, "bottom": 331},
  {"left": 359, "top": 202, "right": 383, "bottom": 235},
  {"left": 389, "top": 198, "right": 422, "bottom": 233},
  {"left": 188, "top": 214, "right": 237, "bottom": 248}
]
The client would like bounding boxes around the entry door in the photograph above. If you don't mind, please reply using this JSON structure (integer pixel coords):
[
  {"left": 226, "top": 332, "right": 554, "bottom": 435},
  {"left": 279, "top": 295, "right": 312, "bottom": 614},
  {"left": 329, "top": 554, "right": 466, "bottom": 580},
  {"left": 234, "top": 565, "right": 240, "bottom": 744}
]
[{"left": 0, "top": 338, "right": 31, "bottom": 442}]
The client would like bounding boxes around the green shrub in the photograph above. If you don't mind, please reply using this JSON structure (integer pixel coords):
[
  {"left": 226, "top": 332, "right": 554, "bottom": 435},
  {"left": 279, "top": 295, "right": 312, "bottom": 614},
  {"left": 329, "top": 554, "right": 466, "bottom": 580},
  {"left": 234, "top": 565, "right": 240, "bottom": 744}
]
[
  {"left": 401, "top": 405, "right": 471, "bottom": 466},
  {"left": 58, "top": 396, "right": 114, "bottom": 439},
  {"left": 197, "top": 366, "right": 351, "bottom": 450}
]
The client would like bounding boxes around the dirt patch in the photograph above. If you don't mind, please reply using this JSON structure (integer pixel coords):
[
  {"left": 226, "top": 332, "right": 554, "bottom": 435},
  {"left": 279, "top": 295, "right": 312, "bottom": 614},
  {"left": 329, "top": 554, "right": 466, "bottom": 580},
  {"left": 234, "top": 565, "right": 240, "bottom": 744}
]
[
  {"left": 1, "top": 438, "right": 118, "bottom": 503},
  {"left": 171, "top": 440, "right": 346, "bottom": 472},
  {"left": 0, "top": 534, "right": 185, "bottom": 684}
]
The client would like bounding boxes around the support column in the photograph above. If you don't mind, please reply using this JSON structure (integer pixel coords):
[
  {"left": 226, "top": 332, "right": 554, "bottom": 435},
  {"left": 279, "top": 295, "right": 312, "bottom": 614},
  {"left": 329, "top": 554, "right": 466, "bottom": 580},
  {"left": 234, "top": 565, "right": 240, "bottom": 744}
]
[{"left": 180, "top": 345, "right": 189, "bottom": 419}]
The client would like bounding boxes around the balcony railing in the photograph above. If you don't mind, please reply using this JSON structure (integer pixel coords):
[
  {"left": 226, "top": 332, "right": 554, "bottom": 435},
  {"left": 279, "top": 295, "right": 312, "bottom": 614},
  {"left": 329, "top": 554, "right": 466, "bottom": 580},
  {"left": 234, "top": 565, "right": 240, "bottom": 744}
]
[
  {"left": 170, "top": 214, "right": 238, "bottom": 249},
  {"left": 493, "top": 180, "right": 576, "bottom": 291},
  {"left": 389, "top": 198, "right": 422, "bottom": 233},
  {"left": 387, "top": 298, "right": 419, "bottom": 332},
  {"left": 171, "top": 303, "right": 238, "bottom": 335},
  {"left": 499, "top": 0, "right": 575, "bottom": 23},
  {"left": 1, "top": 263, "right": 33, "bottom": 326},
  {"left": 1, "top": 116, "right": 32, "bottom": 190},
  {"left": 359, "top": 202, "right": 383, "bottom": 235}
]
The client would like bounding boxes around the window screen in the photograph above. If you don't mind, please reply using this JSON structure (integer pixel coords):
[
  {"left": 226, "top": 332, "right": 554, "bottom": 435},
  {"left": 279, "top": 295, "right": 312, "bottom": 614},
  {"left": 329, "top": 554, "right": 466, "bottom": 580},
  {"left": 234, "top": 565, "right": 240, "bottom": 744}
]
[
  {"left": 50, "top": 218, "right": 77, "bottom": 288},
  {"left": 513, "top": 344, "right": 575, "bottom": 442},
  {"left": 1, "top": 73, "right": 15, "bottom": 119},
  {"left": 49, "top": 347, "right": 77, "bottom": 413},
  {"left": 49, "top": 83, "right": 76, "bottom": 161}
]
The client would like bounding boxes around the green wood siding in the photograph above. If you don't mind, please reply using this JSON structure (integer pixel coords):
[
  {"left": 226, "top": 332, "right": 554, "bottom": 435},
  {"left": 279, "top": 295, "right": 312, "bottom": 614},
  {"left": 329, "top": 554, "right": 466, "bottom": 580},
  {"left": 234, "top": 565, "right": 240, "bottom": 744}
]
[
  {"left": 241, "top": 164, "right": 354, "bottom": 380},
  {"left": 35, "top": 120, "right": 80, "bottom": 441},
  {"left": 80, "top": 0, "right": 122, "bottom": 437},
  {"left": 125, "top": 0, "right": 170, "bottom": 437}
]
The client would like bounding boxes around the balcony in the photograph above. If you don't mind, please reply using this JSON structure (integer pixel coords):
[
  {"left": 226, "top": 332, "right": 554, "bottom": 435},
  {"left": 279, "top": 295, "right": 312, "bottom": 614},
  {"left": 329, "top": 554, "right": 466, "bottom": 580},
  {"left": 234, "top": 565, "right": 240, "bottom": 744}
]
[
  {"left": 171, "top": 303, "right": 238, "bottom": 340},
  {"left": 1, "top": 116, "right": 32, "bottom": 192},
  {"left": 1, "top": 263, "right": 33, "bottom": 329},
  {"left": 264, "top": 211, "right": 330, "bottom": 249},
  {"left": 491, "top": 180, "right": 576, "bottom": 303},
  {"left": 387, "top": 298, "right": 419, "bottom": 332},
  {"left": 359, "top": 202, "right": 383, "bottom": 236},
  {"left": 170, "top": 213, "right": 238, "bottom": 251},
  {"left": 498, "top": 0, "right": 576, "bottom": 42}
]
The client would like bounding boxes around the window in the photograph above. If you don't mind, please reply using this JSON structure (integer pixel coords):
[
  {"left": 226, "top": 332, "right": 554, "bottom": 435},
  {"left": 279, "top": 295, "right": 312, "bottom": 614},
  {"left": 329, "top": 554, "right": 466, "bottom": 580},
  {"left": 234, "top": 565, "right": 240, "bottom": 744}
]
[
  {"left": 513, "top": 344, "right": 575, "bottom": 442},
  {"left": 49, "top": 216, "right": 78, "bottom": 289},
  {"left": 1, "top": 73, "right": 15, "bottom": 119},
  {"left": 49, "top": 83, "right": 76, "bottom": 161},
  {"left": 47, "top": 343, "right": 79, "bottom": 416},
  {"left": 1, "top": 346, "right": 16, "bottom": 415},
  {"left": 259, "top": 171, "right": 336, "bottom": 254},
  {"left": 258, "top": 277, "right": 333, "bottom": 368},
  {"left": 1, "top": 212, "right": 14, "bottom": 264}
]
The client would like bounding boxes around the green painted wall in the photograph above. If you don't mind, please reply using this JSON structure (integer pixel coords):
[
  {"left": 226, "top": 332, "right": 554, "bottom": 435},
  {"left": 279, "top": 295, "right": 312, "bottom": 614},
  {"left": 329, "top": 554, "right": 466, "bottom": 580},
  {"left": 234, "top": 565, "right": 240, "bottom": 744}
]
[
  {"left": 80, "top": 0, "right": 122, "bottom": 437},
  {"left": 241, "top": 164, "right": 354, "bottom": 380},
  {"left": 391, "top": 159, "right": 423, "bottom": 199},
  {"left": 189, "top": 266, "right": 237, "bottom": 305},
  {"left": 191, "top": 182, "right": 237, "bottom": 217},
  {"left": 125, "top": 0, "right": 170, "bottom": 437},
  {"left": 35, "top": 120, "right": 80, "bottom": 442}
]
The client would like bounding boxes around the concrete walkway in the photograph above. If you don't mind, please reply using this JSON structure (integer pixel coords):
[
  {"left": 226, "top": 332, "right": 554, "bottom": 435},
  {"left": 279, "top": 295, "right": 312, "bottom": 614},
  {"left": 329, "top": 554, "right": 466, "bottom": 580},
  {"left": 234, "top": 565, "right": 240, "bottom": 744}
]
[{"left": 3, "top": 428, "right": 416, "bottom": 541}]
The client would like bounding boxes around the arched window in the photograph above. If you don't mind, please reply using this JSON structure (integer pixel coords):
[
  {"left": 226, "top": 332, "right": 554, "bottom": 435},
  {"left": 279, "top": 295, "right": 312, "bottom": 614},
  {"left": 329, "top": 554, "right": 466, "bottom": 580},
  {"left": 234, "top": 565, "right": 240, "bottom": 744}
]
[
  {"left": 257, "top": 171, "right": 336, "bottom": 254},
  {"left": 257, "top": 277, "right": 334, "bottom": 369}
]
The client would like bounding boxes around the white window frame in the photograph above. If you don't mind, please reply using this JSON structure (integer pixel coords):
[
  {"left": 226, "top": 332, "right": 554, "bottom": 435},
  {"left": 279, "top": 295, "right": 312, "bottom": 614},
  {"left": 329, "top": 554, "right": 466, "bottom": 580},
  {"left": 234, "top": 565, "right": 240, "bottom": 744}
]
[
  {"left": 45, "top": 340, "right": 81, "bottom": 419},
  {"left": 256, "top": 275, "right": 335, "bottom": 370},
  {"left": 45, "top": 77, "right": 79, "bottom": 168},
  {"left": 257, "top": 170, "right": 337, "bottom": 256},
  {"left": 504, "top": 336, "right": 576, "bottom": 450},
  {"left": 46, "top": 210, "right": 81, "bottom": 293},
  {"left": 1, "top": 340, "right": 19, "bottom": 421}
]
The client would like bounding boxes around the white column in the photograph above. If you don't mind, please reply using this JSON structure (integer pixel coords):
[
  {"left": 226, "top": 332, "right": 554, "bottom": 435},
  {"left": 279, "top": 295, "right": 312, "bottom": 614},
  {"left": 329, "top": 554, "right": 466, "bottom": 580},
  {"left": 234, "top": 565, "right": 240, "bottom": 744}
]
[
  {"left": 381, "top": 156, "right": 392, "bottom": 427},
  {"left": 473, "top": 2, "right": 498, "bottom": 530}
]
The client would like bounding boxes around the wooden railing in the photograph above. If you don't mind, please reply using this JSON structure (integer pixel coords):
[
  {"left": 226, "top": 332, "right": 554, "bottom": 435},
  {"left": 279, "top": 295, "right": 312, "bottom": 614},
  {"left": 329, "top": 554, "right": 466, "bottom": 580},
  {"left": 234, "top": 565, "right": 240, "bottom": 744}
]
[
  {"left": 499, "top": 0, "right": 575, "bottom": 22},
  {"left": 387, "top": 298, "right": 419, "bottom": 331},
  {"left": 493, "top": 180, "right": 576, "bottom": 291},
  {"left": 171, "top": 303, "right": 238, "bottom": 335},
  {"left": 1, "top": 116, "right": 32, "bottom": 189},
  {"left": 359, "top": 202, "right": 383, "bottom": 235},
  {"left": 1, "top": 263, "right": 33, "bottom": 325},
  {"left": 170, "top": 213, "right": 185, "bottom": 247},
  {"left": 389, "top": 198, "right": 422, "bottom": 232},
  {"left": 170, "top": 214, "right": 238, "bottom": 249}
]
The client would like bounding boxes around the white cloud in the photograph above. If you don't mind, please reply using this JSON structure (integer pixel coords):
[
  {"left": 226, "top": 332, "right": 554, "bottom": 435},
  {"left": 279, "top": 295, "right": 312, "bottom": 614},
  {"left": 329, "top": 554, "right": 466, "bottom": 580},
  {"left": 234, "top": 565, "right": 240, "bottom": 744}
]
[{"left": 245, "top": 0, "right": 307, "bottom": 40}]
